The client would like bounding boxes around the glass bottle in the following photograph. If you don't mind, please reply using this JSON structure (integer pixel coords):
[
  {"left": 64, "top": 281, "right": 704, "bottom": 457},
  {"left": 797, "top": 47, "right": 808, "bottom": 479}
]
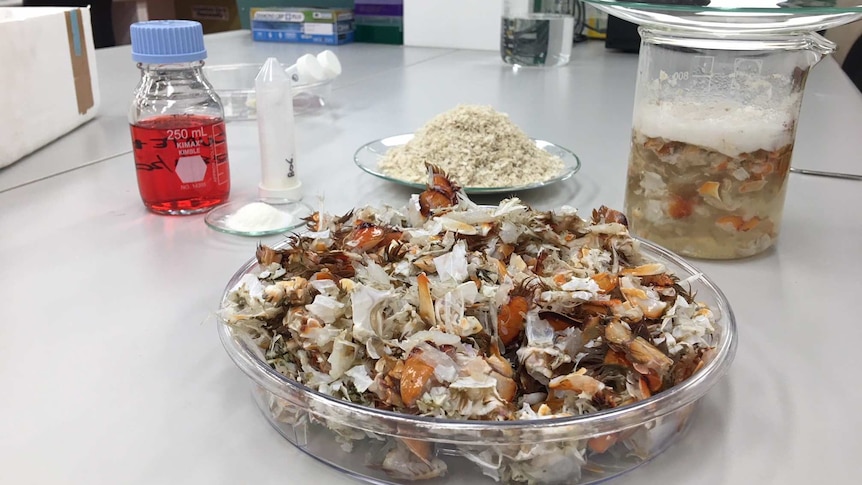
[
  {"left": 129, "top": 20, "right": 231, "bottom": 215},
  {"left": 501, "top": 0, "right": 576, "bottom": 67},
  {"left": 624, "top": 29, "right": 833, "bottom": 259}
]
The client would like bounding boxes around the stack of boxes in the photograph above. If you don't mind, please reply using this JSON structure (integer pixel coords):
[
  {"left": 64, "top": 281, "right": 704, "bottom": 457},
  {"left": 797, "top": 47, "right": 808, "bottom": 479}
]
[
  {"left": 238, "top": 0, "right": 404, "bottom": 46},
  {"left": 250, "top": 7, "right": 354, "bottom": 45}
]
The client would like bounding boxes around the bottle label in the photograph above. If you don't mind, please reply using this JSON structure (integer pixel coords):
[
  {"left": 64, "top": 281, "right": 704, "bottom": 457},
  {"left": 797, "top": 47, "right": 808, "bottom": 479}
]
[{"left": 130, "top": 115, "right": 230, "bottom": 208}]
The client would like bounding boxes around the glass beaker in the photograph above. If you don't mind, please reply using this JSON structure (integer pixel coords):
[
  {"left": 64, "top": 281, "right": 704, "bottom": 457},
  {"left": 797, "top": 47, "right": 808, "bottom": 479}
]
[
  {"left": 501, "top": 0, "right": 576, "bottom": 67},
  {"left": 624, "top": 29, "right": 834, "bottom": 259}
]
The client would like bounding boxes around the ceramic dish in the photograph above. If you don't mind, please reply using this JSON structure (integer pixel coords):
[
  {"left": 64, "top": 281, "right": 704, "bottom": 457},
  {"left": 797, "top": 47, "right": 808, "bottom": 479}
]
[{"left": 353, "top": 134, "right": 581, "bottom": 194}]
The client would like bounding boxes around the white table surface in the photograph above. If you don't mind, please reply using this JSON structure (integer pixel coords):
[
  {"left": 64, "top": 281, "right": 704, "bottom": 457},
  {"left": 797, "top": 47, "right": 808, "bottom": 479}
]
[{"left": 1, "top": 32, "right": 861, "bottom": 485}]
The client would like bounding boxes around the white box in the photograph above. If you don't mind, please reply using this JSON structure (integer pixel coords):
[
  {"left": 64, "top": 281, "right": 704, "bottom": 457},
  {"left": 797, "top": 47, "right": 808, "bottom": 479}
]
[
  {"left": 404, "top": 0, "right": 502, "bottom": 51},
  {"left": 0, "top": 7, "right": 101, "bottom": 168}
]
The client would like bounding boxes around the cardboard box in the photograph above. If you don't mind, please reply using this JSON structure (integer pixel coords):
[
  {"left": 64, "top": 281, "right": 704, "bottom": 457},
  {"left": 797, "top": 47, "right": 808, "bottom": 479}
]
[
  {"left": 173, "top": 0, "right": 241, "bottom": 34},
  {"left": 251, "top": 8, "right": 354, "bottom": 45},
  {"left": 0, "top": 7, "right": 100, "bottom": 168}
]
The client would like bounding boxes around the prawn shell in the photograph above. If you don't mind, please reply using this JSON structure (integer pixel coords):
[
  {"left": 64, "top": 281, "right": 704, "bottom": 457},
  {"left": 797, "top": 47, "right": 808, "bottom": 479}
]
[
  {"left": 418, "top": 164, "right": 459, "bottom": 216},
  {"left": 739, "top": 179, "right": 768, "bottom": 193},
  {"left": 491, "top": 371, "right": 518, "bottom": 402},
  {"left": 645, "top": 370, "right": 663, "bottom": 393},
  {"left": 416, "top": 272, "right": 436, "bottom": 326},
  {"left": 400, "top": 353, "right": 436, "bottom": 407},
  {"left": 638, "top": 376, "right": 652, "bottom": 399},
  {"left": 538, "top": 311, "right": 581, "bottom": 332},
  {"left": 418, "top": 190, "right": 454, "bottom": 217},
  {"left": 548, "top": 370, "right": 605, "bottom": 397},
  {"left": 256, "top": 244, "right": 283, "bottom": 266},
  {"left": 436, "top": 216, "right": 478, "bottom": 235},
  {"left": 498, "top": 295, "right": 529, "bottom": 346},
  {"left": 588, "top": 433, "right": 619, "bottom": 454},
  {"left": 604, "top": 349, "right": 630, "bottom": 367},
  {"left": 592, "top": 205, "right": 628, "bottom": 226},
  {"left": 412, "top": 255, "right": 437, "bottom": 273},
  {"left": 591, "top": 272, "right": 619, "bottom": 293},
  {"left": 628, "top": 337, "right": 674, "bottom": 374},
  {"left": 400, "top": 438, "right": 434, "bottom": 466},
  {"left": 486, "top": 351, "right": 514, "bottom": 378},
  {"left": 668, "top": 195, "right": 695, "bottom": 219},
  {"left": 697, "top": 181, "right": 722, "bottom": 200},
  {"left": 605, "top": 319, "right": 633, "bottom": 345},
  {"left": 311, "top": 270, "right": 336, "bottom": 281},
  {"left": 620, "top": 263, "right": 667, "bottom": 277},
  {"left": 344, "top": 222, "right": 387, "bottom": 251},
  {"left": 716, "top": 215, "right": 762, "bottom": 232}
]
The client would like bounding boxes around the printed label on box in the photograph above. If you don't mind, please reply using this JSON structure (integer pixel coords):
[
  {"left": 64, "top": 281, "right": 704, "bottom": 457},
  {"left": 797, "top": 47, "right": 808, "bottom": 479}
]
[
  {"left": 254, "top": 11, "right": 305, "bottom": 22},
  {"left": 251, "top": 8, "right": 353, "bottom": 24},
  {"left": 303, "top": 23, "right": 334, "bottom": 35},
  {"left": 312, "top": 11, "right": 334, "bottom": 20},
  {"left": 252, "top": 29, "right": 354, "bottom": 45}
]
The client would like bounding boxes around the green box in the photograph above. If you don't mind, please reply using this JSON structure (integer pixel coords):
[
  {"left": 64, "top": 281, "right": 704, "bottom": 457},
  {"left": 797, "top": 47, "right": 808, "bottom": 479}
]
[
  {"left": 237, "top": 0, "right": 355, "bottom": 29},
  {"left": 354, "top": 21, "right": 402, "bottom": 45}
]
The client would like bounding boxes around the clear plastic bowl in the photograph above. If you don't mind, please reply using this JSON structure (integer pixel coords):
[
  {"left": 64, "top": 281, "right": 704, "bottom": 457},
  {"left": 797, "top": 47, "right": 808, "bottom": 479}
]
[
  {"left": 218, "top": 239, "right": 737, "bottom": 484},
  {"left": 204, "top": 63, "right": 333, "bottom": 120}
]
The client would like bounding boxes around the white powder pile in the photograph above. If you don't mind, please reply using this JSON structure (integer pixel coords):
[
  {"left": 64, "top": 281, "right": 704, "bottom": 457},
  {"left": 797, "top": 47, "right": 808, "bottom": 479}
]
[
  {"left": 634, "top": 97, "right": 800, "bottom": 156},
  {"left": 378, "top": 105, "right": 565, "bottom": 187},
  {"left": 225, "top": 202, "right": 291, "bottom": 232}
]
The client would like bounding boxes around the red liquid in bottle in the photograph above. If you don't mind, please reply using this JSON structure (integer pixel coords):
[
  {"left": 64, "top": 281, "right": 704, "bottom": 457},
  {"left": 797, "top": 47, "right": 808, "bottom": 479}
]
[{"left": 130, "top": 114, "right": 231, "bottom": 214}]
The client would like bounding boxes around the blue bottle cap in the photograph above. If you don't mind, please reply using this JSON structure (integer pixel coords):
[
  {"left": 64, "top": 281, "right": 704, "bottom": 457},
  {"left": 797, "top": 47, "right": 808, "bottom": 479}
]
[{"left": 130, "top": 20, "right": 207, "bottom": 64}]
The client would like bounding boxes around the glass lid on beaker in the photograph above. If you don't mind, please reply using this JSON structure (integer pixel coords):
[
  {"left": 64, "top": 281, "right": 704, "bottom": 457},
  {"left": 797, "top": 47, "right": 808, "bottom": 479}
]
[{"left": 586, "top": 1, "right": 862, "bottom": 33}]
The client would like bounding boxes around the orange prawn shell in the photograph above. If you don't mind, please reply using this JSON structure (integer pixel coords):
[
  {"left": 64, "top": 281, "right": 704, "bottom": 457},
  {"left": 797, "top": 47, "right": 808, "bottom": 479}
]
[
  {"left": 497, "top": 295, "right": 529, "bottom": 346},
  {"left": 497, "top": 281, "right": 538, "bottom": 346},
  {"left": 400, "top": 353, "right": 436, "bottom": 407},
  {"left": 418, "top": 164, "right": 460, "bottom": 216}
]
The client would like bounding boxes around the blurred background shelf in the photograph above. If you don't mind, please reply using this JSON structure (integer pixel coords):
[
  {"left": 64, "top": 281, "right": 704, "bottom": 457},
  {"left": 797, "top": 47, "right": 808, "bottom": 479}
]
[{"left": 6, "top": 0, "right": 859, "bottom": 90}]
